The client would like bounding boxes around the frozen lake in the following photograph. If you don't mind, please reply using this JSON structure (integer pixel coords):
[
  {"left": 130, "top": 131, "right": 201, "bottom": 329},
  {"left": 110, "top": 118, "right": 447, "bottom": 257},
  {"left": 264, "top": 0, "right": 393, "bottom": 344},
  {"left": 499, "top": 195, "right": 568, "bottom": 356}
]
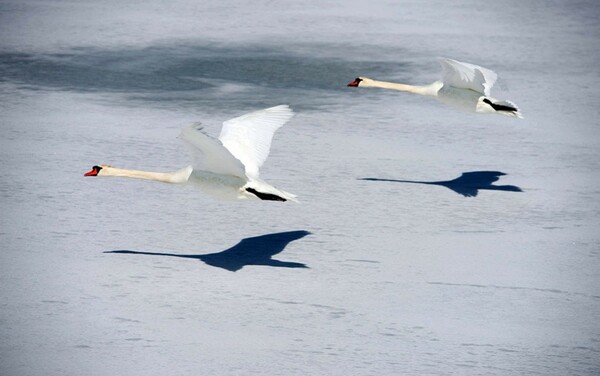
[{"left": 1, "top": 1, "right": 599, "bottom": 375}]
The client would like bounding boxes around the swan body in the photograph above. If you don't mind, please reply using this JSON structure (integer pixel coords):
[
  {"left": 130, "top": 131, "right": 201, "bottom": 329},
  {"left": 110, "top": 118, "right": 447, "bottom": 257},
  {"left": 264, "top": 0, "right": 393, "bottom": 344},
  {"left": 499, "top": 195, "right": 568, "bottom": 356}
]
[
  {"left": 85, "top": 105, "right": 298, "bottom": 202},
  {"left": 348, "top": 58, "right": 522, "bottom": 118}
]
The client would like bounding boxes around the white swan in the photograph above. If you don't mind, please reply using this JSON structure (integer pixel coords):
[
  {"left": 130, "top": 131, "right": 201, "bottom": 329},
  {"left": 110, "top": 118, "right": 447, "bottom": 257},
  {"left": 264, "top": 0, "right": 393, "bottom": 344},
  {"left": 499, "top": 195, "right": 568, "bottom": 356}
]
[
  {"left": 347, "top": 58, "right": 522, "bottom": 118},
  {"left": 84, "top": 105, "right": 298, "bottom": 202}
]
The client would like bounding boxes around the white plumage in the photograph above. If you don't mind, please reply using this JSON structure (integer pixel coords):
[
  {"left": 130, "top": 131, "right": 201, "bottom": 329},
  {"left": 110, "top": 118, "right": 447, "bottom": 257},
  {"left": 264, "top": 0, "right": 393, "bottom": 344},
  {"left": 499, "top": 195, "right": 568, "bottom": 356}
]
[
  {"left": 218, "top": 105, "right": 295, "bottom": 179},
  {"left": 348, "top": 57, "right": 522, "bottom": 118},
  {"left": 438, "top": 58, "right": 497, "bottom": 96},
  {"left": 85, "top": 105, "right": 298, "bottom": 202}
]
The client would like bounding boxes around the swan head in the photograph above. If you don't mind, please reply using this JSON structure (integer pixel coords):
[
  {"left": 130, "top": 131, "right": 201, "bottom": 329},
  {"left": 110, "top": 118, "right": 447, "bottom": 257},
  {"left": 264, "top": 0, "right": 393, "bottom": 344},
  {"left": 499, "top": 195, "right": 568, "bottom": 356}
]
[
  {"left": 347, "top": 77, "right": 363, "bottom": 87},
  {"left": 347, "top": 77, "right": 377, "bottom": 88},
  {"left": 84, "top": 165, "right": 108, "bottom": 176}
]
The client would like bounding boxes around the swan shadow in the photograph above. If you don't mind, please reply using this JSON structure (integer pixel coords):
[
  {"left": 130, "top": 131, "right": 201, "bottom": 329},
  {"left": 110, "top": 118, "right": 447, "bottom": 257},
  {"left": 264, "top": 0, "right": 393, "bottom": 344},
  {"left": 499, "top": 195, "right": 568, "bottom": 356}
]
[
  {"left": 105, "top": 230, "right": 311, "bottom": 272},
  {"left": 360, "top": 171, "right": 523, "bottom": 197}
]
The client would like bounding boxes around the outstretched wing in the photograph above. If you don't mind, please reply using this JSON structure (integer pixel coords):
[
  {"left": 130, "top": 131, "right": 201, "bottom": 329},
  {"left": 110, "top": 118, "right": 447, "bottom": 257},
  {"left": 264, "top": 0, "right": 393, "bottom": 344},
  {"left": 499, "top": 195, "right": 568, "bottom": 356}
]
[
  {"left": 438, "top": 58, "right": 498, "bottom": 96},
  {"left": 178, "top": 122, "right": 246, "bottom": 178},
  {"left": 200, "top": 230, "right": 310, "bottom": 271},
  {"left": 218, "top": 105, "right": 294, "bottom": 179}
]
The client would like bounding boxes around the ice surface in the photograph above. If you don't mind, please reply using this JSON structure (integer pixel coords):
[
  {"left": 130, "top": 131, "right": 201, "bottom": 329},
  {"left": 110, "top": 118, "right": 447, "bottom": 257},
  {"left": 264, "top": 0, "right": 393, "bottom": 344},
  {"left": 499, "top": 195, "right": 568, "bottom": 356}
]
[{"left": 1, "top": 1, "right": 599, "bottom": 375}]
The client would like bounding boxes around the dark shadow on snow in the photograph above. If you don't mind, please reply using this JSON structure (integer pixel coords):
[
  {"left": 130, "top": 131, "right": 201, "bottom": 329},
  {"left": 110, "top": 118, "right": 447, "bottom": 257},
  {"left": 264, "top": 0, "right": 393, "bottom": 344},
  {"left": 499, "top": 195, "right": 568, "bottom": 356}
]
[
  {"left": 105, "top": 230, "right": 311, "bottom": 272},
  {"left": 360, "top": 171, "right": 523, "bottom": 197}
]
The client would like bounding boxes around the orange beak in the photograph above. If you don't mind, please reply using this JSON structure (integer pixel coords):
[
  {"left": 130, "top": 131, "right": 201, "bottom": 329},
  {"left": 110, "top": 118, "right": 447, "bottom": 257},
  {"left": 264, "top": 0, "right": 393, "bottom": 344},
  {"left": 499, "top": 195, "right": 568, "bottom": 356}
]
[{"left": 84, "top": 168, "right": 98, "bottom": 176}]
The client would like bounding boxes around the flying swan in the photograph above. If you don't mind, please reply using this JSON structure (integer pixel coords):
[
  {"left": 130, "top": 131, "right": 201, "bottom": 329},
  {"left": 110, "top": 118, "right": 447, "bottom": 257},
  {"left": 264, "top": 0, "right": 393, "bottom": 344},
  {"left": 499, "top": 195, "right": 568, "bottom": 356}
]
[
  {"left": 84, "top": 105, "right": 298, "bottom": 202},
  {"left": 347, "top": 58, "right": 522, "bottom": 118}
]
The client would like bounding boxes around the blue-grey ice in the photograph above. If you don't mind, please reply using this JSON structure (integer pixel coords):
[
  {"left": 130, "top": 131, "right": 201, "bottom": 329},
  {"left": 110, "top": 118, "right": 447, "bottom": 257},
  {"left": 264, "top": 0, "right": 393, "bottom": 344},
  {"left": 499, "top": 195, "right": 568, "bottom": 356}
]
[{"left": 1, "top": 1, "right": 599, "bottom": 375}]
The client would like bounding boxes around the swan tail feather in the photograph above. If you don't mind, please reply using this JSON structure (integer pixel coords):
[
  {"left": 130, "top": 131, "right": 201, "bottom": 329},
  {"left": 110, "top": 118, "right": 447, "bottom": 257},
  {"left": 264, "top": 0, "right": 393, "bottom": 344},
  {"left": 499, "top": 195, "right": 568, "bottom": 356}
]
[
  {"left": 245, "top": 187, "right": 299, "bottom": 202},
  {"left": 494, "top": 100, "right": 523, "bottom": 119},
  {"left": 483, "top": 98, "right": 523, "bottom": 119},
  {"left": 281, "top": 190, "right": 300, "bottom": 203}
]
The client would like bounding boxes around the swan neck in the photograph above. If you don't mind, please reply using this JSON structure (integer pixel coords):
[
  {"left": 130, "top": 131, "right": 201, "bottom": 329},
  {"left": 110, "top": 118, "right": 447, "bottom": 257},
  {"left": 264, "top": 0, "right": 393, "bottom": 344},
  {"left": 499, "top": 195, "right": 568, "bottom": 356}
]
[
  {"left": 101, "top": 166, "right": 190, "bottom": 184},
  {"left": 367, "top": 79, "right": 440, "bottom": 96}
]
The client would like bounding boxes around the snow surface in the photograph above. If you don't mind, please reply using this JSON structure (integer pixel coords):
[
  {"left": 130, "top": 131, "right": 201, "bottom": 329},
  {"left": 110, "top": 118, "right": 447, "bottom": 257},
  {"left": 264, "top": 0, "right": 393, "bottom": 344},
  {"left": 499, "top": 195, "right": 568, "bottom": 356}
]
[{"left": 1, "top": 0, "right": 599, "bottom": 375}]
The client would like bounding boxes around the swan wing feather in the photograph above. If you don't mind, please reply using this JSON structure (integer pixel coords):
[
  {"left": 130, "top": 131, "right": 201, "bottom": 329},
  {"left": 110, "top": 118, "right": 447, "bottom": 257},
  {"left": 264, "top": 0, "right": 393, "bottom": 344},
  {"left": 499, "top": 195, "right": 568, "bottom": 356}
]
[
  {"left": 218, "top": 105, "right": 294, "bottom": 179},
  {"left": 438, "top": 58, "right": 497, "bottom": 96},
  {"left": 178, "top": 122, "right": 246, "bottom": 178}
]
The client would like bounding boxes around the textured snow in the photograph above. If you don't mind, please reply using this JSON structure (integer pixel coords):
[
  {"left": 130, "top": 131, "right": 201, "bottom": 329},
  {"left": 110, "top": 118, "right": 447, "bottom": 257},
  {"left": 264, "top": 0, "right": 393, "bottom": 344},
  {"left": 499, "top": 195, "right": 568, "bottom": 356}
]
[{"left": 1, "top": 1, "right": 599, "bottom": 375}]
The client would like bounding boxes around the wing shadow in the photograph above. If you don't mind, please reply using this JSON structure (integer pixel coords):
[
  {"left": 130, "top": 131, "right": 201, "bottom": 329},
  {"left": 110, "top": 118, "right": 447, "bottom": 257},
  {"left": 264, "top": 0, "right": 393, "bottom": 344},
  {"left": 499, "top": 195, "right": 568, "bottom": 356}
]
[
  {"left": 105, "top": 230, "right": 311, "bottom": 272},
  {"left": 360, "top": 171, "right": 522, "bottom": 197}
]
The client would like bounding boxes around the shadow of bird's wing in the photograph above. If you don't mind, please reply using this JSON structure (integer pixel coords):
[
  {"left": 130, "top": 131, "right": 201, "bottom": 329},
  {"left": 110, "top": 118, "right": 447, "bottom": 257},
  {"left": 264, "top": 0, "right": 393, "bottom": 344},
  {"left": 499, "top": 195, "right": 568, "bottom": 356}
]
[
  {"left": 199, "top": 230, "right": 311, "bottom": 272},
  {"left": 453, "top": 186, "right": 479, "bottom": 197},
  {"left": 457, "top": 171, "right": 505, "bottom": 185},
  {"left": 442, "top": 171, "right": 507, "bottom": 197},
  {"left": 360, "top": 171, "right": 521, "bottom": 197}
]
